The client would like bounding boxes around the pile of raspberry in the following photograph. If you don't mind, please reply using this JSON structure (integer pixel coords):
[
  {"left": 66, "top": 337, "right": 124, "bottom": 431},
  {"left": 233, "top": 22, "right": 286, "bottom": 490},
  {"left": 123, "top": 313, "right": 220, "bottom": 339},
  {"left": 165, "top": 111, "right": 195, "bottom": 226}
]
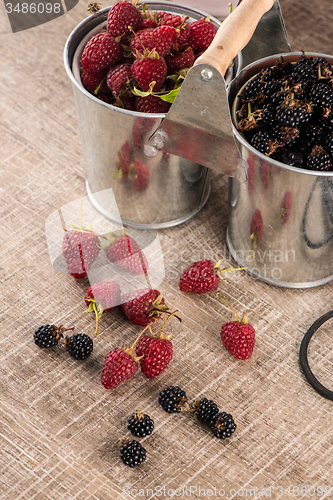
[
  {"left": 80, "top": 0, "right": 217, "bottom": 113},
  {"left": 236, "top": 55, "right": 333, "bottom": 171}
]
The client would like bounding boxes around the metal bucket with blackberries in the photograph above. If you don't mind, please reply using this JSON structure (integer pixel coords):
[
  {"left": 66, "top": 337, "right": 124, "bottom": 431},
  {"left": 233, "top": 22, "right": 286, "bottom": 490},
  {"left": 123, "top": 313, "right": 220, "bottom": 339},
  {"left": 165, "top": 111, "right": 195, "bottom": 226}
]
[{"left": 228, "top": 52, "right": 333, "bottom": 288}]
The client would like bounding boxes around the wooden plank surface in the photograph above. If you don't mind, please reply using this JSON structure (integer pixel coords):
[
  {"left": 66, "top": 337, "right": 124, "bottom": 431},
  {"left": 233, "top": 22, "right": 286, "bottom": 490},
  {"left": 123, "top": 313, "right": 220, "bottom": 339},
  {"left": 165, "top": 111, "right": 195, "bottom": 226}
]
[{"left": 1, "top": 1, "right": 333, "bottom": 499}]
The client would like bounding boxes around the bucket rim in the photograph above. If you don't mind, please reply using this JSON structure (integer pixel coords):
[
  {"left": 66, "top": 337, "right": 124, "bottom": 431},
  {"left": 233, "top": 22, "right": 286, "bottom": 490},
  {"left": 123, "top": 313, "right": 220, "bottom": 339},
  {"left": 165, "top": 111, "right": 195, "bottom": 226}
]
[{"left": 230, "top": 51, "right": 333, "bottom": 178}]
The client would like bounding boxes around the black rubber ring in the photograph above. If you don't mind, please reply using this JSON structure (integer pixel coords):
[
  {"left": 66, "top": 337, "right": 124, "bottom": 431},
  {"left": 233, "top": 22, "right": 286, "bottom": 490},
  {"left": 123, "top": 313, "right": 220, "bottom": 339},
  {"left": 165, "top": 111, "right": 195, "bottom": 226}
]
[{"left": 299, "top": 310, "right": 333, "bottom": 400}]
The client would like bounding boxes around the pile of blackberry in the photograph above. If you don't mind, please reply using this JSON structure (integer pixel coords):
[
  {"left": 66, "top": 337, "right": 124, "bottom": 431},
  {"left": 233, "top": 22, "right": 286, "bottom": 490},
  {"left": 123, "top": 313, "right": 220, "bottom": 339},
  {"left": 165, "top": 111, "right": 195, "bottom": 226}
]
[{"left": 236, "top": 55, "right": 333, "bottom": 171}]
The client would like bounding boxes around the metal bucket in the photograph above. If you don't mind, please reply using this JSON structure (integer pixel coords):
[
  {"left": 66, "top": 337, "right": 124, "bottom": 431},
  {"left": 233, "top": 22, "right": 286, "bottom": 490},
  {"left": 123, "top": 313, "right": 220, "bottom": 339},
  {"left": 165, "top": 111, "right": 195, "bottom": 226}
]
[
  {"left": 228, "top": 52, "right": 333, "bottom": 288},
  {"left": 64, "top": 1, "right": 241, "bottom": 230}
]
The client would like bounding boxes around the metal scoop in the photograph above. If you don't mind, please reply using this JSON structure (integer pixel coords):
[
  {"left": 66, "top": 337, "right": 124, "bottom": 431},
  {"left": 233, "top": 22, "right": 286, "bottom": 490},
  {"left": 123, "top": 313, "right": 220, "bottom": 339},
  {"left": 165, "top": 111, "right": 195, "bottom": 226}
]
[{"left": 149, "top": 0, "right": 290, "bottom": 178}]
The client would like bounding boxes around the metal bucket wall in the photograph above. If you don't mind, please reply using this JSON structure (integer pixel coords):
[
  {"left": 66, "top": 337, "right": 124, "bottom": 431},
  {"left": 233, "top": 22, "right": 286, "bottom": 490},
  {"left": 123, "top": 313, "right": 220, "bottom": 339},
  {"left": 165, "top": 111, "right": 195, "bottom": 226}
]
[
  {"left": 64, "top": 2, "right": 241, "bottom": 230},
  {"left": 228, "top": 53, "right": 333, "bottom": 288}
]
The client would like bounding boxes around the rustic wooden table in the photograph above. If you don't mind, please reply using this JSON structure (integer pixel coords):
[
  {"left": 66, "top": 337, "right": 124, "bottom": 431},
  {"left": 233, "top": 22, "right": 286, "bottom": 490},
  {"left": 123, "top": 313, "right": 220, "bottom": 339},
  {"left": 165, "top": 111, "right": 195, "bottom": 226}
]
[{"left": 1, "top": 1, "right": 333, "bottom": 499}]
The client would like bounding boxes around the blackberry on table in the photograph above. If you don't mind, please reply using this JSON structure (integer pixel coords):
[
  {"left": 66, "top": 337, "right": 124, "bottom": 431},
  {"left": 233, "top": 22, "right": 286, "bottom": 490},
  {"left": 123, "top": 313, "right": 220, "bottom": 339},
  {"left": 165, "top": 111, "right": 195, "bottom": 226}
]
[
  {"left": 66, "top": 333, "right": 93, "bottom": 360},
  {"left": 127, "top": 411, "right": 154, "bottom": 437},
  {"left": 34, "top": 324, "right": 72, "bottom": 348},
  {"left": 211, "top": 412, "right": 237, "bottom": 439},
  {"left": 120, "top": 440, "right": 146, "bottom": 467},
  {"left": 306, "top": 146, "right": 331, "bottom": 171},
  {"left": 158, "top": 386, "right": 188, "bottom": 413},
  {"left": 193, "top": 398, "right": 219, "bottom": 423}
]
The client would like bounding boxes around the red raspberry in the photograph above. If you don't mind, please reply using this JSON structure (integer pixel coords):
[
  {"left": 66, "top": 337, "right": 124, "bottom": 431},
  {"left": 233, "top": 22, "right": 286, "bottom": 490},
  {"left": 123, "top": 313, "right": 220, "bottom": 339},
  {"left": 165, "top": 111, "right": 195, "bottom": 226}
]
[
  {"left": 165, "top": 47, "right": 195, "bottom": 73},
  {"left": 107, "top": 0, "right": 143, "bottom": 37},
  {"left": 130, "top": 25, "right": 177, "bottom": 58},
  {"left": 106, "top": 231, "right": 149, "bottom": 275},
  {"left": 188, "top": 18, "right": 217, "bottom": 53},
  {"left": 81, "top": 32, "right": 123, "bottom": 73},
  {"left": 101, "top": 347, "right": 139, "bottom": 389},
  {"left": 62, "top": 229, "right": 100, "bottom": 279},
  {"left": 132, "top": 55, "right": 167, "bottom": 92},
  {"left": 81, "top": 69, "right": 109, "bottom": 95},
  {"left": 142, "top": 17, "right": 157, "bottom": 29},
  {"left": 128, "top": 158, "right": 150, "bottom": 191},
  {"left": 179, "top": 259, "right": 220, "bottom": 294},
  {"left": 107, "top": 63, "right": 132, "bottom": 94},
  {"left": 159, "top": 13, "right": 190, "bottom": 45},
  {"left": 135, "top": 95, "right": 170, "bottom": 114},
  {"left": 119, "top": 289, "right": 168, "bottom": 326},
  {"left": 250, "top": 209, "right": 263, "bottom": 243},
  {"left": 136, "top": 334, "right": 173, "bottom": 378},
  {"left": 85, "top": 280, "right": 121, "bottom": 334},
  {"left": 220, "top": 317, "right": 255, "bottom": 360}
]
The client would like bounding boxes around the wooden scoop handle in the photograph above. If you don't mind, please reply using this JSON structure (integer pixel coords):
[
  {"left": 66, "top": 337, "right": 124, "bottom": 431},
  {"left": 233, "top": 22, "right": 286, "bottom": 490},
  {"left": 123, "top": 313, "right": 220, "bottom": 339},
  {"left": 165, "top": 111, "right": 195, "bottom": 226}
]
[{"left": 195, "top": 0, "right": 275, "bottom": 75}]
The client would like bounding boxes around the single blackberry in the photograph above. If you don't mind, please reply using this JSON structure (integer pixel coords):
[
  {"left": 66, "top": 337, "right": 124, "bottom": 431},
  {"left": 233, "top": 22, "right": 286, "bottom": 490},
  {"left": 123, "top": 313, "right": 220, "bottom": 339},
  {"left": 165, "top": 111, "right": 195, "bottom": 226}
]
[
  {"left": 325, "top": 134, "right": 333, "bottom": 157},
  {"left": 127, "top": 411, "right": 154, "bottom": 437},
  {"left": 306, "top": 146, "right": 331, "bottom": 171},
  {"left": 262, "top": 103, "right": 277, "bottom": 126},
  {"left": 120, "top": 440, "right": 146, "bottom": 467},
  {"left": 291, "top": 57, "right": 317, "bottom": 92},
  {"left": 34, "top": 324, "right": 73, "bottom": 348},
  {"left": 193, "top": 398, "right": 219, "bottom": 423},
  {"left": 250, "top": 130, "right": 273, "bottom": 155},
  {"left": 276, "top": 99, "right": 313, "bottom": 127},
  {"left": 275, "top": 58, "right": 294, "bottom": 78},
  {"left": 309, "top": 83, "right": 333, "bottom": 113},
  {"left": 66, "top": 333, "right": 93, "bottom": 360},
  {"left": 211, "top": 412, "right": 237, "bottom": 439},
  {"left": 158, "top": 386, "right": 188, "bottom": 413},
  {"left": 303, "top": 123, "right": 325, "bottom": 146},
  {"left": 262, "top": 80, "right": 283, "bottom": 99},
  {"left": 239, "top": 78, "right": 265, "bottom": 103},
  {"left": 271, "top": 125, "right": 299, "bottom": 145}
]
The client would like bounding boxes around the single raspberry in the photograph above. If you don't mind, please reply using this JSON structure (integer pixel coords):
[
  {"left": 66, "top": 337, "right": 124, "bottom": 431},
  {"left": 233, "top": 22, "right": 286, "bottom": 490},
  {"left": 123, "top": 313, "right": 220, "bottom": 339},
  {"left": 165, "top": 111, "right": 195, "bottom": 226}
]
[
  {"left": 34, "top": 324, "right": 74, "bottom": 348},
  {"left": 127, "top": 411, "right": 154, "bottom": 437},
  {"left": 130, "top": 25, "right": 177, "bottom": 58},
  {"left": 142, "top": 17, "right": 157, "bottom": 29},
  {"left": 107, "top": 63, "right": 132, "bottom": 94},
  {"left": 158, "top": 386, "right": 188, "bottom": 413},
  {"left": 220, "top": 316, "right": 255, "bottom": 360},
  {"left": 119, "top": 289, "right": 168, "bottom": 326},
  {"left": 165, "top": 47, "right": 195, "bottom": 73},
  {"left": 132, "top": 53, "right": 167, "bottom": 92},
  {"left": 192, "top": 398, "right": 219, "bottom": 423},
  {"left": 107, "top": 0, "right": 143, "bottom": 37},
  {"left": 105, "top": 230, "right": 148, "bottom": 275},
  {"left": 135, "top": 95, "right": 170, "bottom": 113},
  {"left": 120, "top": 439, "right": 146, "bottom": 467},
  {"left": 101, "top": 347, "right": 139, "bottom": 389},
  {"left": 62, "top": 228, "right": 100, "bottom": 279},
  {"left": 85, "top": 281, "right": 121, "bottom": 334},
  {"left": 159, "top": 13, "right": 190, "bottom": 45},
  {"left": 188, "top": 18, "right": 217, "bottom": 53},
  {"left": 65, "top": 333, "right": 93, "bottom": 360},
  {"left": 136, "top": 333, "right": 173, "bottom": 378},
  {"left": 211, "top": 412, "right": 236, "bottom": 439},
  {"left": 81, "top": 32, "right": 123, "bottom": 73},
  {"left": 81, "top": 69, "right": 109, "bottom": 95},
  {"left": 128, "top": 158, "right": 150, "bottom": 191},
  {"left": 179, "top": 259, "right": 220, "bottom": 294}
]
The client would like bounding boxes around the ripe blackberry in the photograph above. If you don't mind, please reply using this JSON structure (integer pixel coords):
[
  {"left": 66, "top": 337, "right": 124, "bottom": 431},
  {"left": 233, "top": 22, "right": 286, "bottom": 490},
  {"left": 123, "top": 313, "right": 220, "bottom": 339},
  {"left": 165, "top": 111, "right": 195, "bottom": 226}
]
[
  {"left": 306, "top": 146, "right": 331, "bottom": 171},
  {"left": 158, "top": 386, "right": 188, "bottom": 413},
  {"left": 250, "top": 130, "right": 272, "bottom": 155},
  {"left": 291, "top": 57, "right": 317, "bottom": 92},
  {"left": 271, "top": 125, "right": 299, "bottom": 145},
  {"left": 239, "top": 78, "right": 264, "bottom": 103},
  {"left": 262, "top": 80, "right": 283, "bottom": 100},
  {"left": 309, "top": 83, "right": 333, "bottom": 113},
  {"left": 276, "top": 99, "right": 313, "bottom": 127},
  {"left": 34, "top": 324, "right": 73, "bottom": 348},
  {"left": 211, "top": 412, "right": 237, "bottom": 439},
  {"left": 127, "top": 411, "right": 154, "bottom": 437},
  {"left": 120, "top": 440, "right": 146, "bottom": 467},
  {"left": 304, "top": 122, "right": 325, "bottom": 146},
  {"left": 193, "top": 398, "right": 219, "bottom": 423},
  {"left": 66, "top": 333, "right": 93, "bottom": 360},
  {"left": 262, "top": 103, "right": 277, "bottom": 126},
  {"left": 325, "top": 134, "right": 333, "bottom": 156}
]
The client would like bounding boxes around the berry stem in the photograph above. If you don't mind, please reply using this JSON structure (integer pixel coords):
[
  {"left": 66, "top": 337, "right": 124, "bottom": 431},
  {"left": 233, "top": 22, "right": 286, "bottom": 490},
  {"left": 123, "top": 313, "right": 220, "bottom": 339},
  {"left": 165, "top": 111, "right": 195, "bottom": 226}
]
[
  {"left": 158, "top": 310, "right": 180, "bottom": 335},
  {"left": 216, "top": 293, "right": 239, "bottom": 322}
]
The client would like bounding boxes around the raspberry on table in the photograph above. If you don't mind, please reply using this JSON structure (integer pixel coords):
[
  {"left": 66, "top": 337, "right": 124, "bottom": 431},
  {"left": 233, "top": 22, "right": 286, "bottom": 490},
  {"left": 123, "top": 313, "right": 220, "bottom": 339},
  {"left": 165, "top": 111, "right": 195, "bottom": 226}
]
[
  {"left": 120, "top": 439, "right": 146, "bottom": 467},
  {"left": 101, "top": 347, "right": 139, "bottom": 389},
  {"left": 127, "top": 411, "right": 154, "bottom": 437},
  {"left": 136, "top": 334, "right": 173, "bottom": 378},
  {"left": 220, "top": 317, "right": 255, "bottom": 360},
  {"left": 179, "top": 259, "right": 220, "bottom": 294}
]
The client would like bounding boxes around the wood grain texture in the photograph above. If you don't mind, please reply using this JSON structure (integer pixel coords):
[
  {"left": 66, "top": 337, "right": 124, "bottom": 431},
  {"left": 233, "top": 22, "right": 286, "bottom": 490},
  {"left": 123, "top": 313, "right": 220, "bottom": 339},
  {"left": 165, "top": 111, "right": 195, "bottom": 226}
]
[{"left": 1, "top": 1, "right": 333, "bottom": 499}]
